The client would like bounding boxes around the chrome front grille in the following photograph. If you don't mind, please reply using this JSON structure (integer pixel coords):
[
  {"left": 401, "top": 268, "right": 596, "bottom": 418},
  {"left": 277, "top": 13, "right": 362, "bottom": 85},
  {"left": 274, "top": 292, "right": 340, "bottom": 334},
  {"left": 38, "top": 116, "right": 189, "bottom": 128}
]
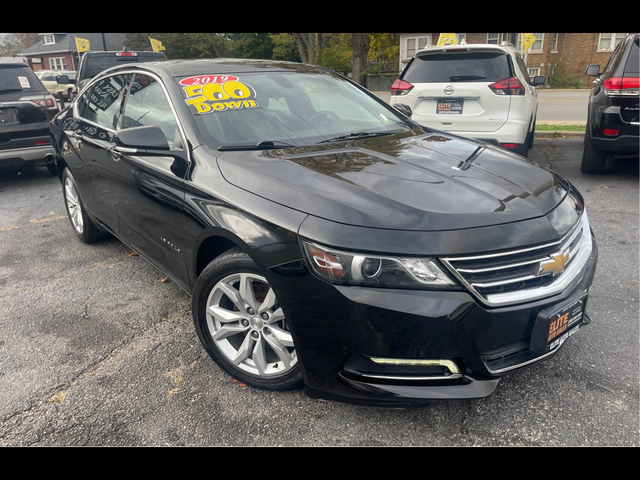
[{"left": 441, "top": 211, "right": 593, "bottom": 307}]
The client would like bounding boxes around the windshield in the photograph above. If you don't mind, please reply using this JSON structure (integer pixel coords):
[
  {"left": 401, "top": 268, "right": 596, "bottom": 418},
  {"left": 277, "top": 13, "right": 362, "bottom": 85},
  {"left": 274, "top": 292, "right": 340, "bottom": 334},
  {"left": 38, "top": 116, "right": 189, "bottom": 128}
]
[{"left": 177, "top": 70, "right": 411, "bottom": 149}]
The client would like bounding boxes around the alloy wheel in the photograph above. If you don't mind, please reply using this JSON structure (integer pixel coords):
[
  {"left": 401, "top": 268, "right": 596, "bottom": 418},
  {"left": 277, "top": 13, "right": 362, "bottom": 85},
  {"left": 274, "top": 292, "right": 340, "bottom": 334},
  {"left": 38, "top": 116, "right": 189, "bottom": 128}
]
[
  {"left": 64, "top": 176, "right": 84, "bottom": 234},
  {"left": 205, "top": 272, "right": 297, "bottom": 377}
]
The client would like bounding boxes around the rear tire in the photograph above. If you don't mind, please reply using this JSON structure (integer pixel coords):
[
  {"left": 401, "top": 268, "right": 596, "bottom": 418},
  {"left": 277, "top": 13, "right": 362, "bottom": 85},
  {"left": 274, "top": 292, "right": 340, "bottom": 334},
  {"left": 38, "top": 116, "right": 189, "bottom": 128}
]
[
  {"left": 581, "top": 132, "right": 608, "bottom": 174},
  {"left": 61, "top": 168, "right": 108, "bottom": 243}
]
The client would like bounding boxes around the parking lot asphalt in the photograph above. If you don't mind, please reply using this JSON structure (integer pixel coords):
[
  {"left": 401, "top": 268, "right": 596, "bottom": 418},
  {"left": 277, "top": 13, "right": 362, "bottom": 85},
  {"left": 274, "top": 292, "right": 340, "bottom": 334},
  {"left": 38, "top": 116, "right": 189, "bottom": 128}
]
[{"left": 0, "top": 137, "right": 637, "bottom": 446}]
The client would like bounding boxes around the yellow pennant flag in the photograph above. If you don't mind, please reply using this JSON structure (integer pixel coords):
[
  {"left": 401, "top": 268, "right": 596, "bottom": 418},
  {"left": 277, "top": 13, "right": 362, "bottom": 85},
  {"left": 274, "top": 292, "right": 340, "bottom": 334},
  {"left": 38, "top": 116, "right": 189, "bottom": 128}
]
[
  {"left": 76, "top": 37, "right": 90, "bottom": 52},
  {"left": 522, "top": 33, "right": 537, "bottom": 52},
  {"left": 437, "top": 33, "right": 457, "bottom": 46},
  {"left": 150, "top": 38, "right": 165, "bottom": 52}
]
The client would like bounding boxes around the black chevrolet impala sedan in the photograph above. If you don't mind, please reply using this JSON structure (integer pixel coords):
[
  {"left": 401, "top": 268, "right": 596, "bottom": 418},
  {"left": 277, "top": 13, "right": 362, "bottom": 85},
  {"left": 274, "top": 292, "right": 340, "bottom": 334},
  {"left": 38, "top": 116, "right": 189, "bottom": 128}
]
[{"left": 49, "top": 59, "right": 598, "bottom": 407}]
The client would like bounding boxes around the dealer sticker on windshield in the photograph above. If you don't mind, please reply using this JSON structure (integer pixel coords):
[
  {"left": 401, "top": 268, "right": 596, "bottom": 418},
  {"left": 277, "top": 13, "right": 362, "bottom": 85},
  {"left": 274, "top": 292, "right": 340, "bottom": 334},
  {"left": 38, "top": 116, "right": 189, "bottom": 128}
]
[{"left": 180, "top": 75, "right": 259, "bottom": 114}]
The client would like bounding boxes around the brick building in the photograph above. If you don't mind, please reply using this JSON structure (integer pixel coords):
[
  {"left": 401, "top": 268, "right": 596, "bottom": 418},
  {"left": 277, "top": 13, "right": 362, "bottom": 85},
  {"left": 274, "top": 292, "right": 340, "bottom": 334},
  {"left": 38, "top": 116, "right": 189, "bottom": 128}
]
[
  {"left": 398, "top": 33, "right": 636, "bottom": 87},
  {"left": 18, "top": 33, "right": 127, "bottom": 72}
]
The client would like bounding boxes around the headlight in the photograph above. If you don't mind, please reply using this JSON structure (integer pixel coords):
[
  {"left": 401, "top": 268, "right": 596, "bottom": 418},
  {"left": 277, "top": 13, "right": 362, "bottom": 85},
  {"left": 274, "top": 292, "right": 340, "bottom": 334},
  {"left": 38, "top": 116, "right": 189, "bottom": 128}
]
[{"left": 300, "top": 240, "right": 456, "bottom": 289}]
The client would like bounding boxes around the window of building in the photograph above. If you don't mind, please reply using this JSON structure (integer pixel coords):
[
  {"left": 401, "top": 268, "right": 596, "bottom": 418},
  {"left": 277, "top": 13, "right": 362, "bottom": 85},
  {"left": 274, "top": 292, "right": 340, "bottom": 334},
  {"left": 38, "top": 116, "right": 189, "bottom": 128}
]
[
  {"left": 49, "top": 57, "right": 67, "bottom": 70},
  {"left": 487, "top": 33, "right": 499, "bottom": 44},
  {"left": 43, "top": 35, "right": 55, "bottom": 45},
  {"left": 552, "top": 33, "right": 559, "bottom": 52},
  {"left": 528, "top": 67, "right": 541, "bottom": 78},
  {"left": 404, "top": 35, "right": 431, "bottom": 59},
  {"left": 598, "top": 33, "right": 628, "bottom": 50}
]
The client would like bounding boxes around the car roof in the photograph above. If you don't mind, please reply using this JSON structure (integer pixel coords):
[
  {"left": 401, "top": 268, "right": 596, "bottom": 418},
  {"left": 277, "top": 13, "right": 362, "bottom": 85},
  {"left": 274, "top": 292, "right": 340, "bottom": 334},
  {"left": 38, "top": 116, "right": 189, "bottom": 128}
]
[
  {"left": 37, "top": 69, "right": 75, "bottom": 74},
  {"left": 100, "top": 58, "right": 324, "bottom": 79},
  {"left": 0, "top": 57, "right": 29, "bottom": 65}
]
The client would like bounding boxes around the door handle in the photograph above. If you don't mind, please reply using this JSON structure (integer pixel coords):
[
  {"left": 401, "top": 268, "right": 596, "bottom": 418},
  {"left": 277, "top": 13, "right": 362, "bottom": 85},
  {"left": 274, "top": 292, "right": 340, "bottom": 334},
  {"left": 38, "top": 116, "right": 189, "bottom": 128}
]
[{"left": 109, "top": 147, "right": 123, "bottom": 162}]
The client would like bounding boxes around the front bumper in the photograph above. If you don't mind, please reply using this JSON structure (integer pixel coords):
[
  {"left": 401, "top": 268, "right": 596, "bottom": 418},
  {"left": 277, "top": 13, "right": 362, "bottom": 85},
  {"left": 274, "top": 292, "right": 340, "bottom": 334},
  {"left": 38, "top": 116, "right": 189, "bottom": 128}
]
[{"left": 266, "top": 234, "right": 598, "bottom": 407}]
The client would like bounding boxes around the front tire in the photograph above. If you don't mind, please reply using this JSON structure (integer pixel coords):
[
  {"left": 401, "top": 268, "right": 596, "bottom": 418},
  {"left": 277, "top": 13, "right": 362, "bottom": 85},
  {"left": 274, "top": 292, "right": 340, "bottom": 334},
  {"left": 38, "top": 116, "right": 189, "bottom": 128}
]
[
  {"left": 61, "top": 168, "right": 107, "bottom": 243},
  {"left": 192, "top": 248, "right": 303, "bottom": 391}
]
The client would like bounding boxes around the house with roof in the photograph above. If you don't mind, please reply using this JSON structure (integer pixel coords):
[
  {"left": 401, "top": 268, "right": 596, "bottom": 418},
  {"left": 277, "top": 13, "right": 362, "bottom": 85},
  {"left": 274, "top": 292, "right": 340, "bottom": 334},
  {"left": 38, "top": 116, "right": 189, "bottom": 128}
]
[{"left": 18, "top": 33, "right": 127, "bottom": 71}]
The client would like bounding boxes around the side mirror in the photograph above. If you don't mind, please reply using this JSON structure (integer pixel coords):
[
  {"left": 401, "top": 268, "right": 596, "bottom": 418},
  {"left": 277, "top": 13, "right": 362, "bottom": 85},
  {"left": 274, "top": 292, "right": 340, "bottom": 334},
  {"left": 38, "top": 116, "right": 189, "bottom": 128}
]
[
  {"left": 56, "top": 75, "right": 70, "bottom": 85},
  {"left": 114, "top": 125, "right": 170, "bottom": 151},
  {"left": 392, "top": 103, "right": 413, "bottom": 118},
  {"left": 531, "top": 75, "right": 547, "bottom": 87},
  {"left": 585, "top": 65, "right": 601, "bottom": 77}
]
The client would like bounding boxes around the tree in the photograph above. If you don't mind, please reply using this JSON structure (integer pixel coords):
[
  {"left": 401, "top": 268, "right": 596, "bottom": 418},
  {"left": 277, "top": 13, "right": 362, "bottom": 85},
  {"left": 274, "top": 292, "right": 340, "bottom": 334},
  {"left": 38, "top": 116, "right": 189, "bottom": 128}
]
[
  {"left": 316, "top": 33, "right": 352, "bottom": 73},
  {"left": 270, "top": 33, "right": 302, "bottom": 62},
  {"left": 292, "top": 33, "right": 315, "bottom": 64},
  {"left": 0, "top": 33, "right": 21, "bottom": 56},
  {"left": 352, "top": 33, "right": 370, "bottom": 86},
  {"left": 14, "top": 33, "right": 40, "bottom": 50},
  {"left": 368, "top": 33, "right": 400, "bottom": 74},
  {"left": 226, "top": 33, "right": 273, "bottom": 59},
  {"left": 124, "top": 33, "right": 229, "bottom": 59}
]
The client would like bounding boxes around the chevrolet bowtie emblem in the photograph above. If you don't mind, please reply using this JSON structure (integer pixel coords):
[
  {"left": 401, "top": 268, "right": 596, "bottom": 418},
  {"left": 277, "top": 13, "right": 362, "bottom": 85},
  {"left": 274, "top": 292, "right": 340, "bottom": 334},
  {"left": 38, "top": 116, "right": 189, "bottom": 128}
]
[{"left": 538, "top": 251, "right": 570, "bottom": 276}]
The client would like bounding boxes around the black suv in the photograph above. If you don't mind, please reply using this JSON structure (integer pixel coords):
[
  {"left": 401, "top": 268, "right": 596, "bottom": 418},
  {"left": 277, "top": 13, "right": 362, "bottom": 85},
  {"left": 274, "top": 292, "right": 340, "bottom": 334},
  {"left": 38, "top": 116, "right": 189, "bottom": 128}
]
[
  {"left": 0, "top": 58, "right": 58, "bottom": 174},
  {"left": 76, "top": 50, "right": 167, "bottom": 92},
  {"left": 582, "top": 33, "right": 639, "bottom": 174}
]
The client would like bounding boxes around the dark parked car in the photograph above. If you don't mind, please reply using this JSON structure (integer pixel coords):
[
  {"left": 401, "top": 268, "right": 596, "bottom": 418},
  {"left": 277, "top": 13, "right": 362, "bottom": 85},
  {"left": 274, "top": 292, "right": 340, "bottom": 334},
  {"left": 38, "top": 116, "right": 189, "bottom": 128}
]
[
  {"left": 582, "top": 33, "right": 639, "bottom": 174},
  {"left": 49, "top": 59, "right": 598, "bottom": 407},
  {"left": 75, "top": 50, "right": 167, "bottom": 93},
  {"left": 1, "top": 58, "right": 58, "bottom": 174}
]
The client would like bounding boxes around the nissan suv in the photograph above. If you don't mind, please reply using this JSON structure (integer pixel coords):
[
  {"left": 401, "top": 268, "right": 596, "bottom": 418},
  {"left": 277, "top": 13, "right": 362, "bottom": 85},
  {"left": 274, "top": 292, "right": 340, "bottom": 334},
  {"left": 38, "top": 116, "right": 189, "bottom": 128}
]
[
  {"left": 391, "top": 42, "right": 546, "bottom": 157},
  {"left": 0, "top": 58, "right": 58, "bottom": 174},
  {"left": 581, "top": 33, "right": 639, "bottom": 174}
]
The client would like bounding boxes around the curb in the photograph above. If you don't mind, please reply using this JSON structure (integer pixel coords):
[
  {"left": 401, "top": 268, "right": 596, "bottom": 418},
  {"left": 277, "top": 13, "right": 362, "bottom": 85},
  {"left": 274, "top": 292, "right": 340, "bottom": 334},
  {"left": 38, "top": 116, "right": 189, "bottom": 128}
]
[{"left": 535, "top": 131, "right": 584, "bottom": 138}]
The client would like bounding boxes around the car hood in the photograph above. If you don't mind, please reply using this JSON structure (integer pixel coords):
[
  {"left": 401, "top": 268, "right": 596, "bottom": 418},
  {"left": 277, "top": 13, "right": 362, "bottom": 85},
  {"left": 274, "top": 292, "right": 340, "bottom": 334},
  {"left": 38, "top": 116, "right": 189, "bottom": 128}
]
[{"left": 216, "top": 131, "right": 568, "bottom": 231}]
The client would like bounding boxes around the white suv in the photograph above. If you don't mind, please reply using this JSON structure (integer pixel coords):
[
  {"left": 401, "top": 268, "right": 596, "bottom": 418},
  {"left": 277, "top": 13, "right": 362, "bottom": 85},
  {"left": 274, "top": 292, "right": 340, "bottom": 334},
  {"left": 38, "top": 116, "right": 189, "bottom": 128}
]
[{"left": 391, "top": 42, "right": 546, "bottom": 157}]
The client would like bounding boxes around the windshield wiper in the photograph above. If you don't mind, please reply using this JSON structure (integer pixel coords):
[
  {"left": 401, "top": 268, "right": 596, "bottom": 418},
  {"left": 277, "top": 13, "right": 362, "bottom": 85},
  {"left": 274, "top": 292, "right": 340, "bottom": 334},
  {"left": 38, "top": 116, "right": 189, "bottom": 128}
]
[
  {"left": 218, "top": 140, "right": 297, "bottom": 151},
  {"left": 317, "top": 130, "right": 400, "bottom": 144}
]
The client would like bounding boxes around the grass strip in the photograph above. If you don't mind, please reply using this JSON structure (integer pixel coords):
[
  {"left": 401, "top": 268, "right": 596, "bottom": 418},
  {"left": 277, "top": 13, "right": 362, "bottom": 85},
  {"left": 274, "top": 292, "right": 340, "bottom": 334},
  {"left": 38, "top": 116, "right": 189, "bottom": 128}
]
[{"left": 536, "top": 124, "right": 586, "bottom": 132}]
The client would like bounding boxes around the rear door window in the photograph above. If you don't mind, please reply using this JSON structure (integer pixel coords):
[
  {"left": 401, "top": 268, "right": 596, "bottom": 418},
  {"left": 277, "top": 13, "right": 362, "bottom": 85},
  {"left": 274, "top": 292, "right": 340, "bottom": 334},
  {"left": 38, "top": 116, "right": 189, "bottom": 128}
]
[
  {"left": 83, "top": 74, "right": 129, "bottom": 129},
  {"left": 403, "top": 52, "right": 511, "bottom": 83}
]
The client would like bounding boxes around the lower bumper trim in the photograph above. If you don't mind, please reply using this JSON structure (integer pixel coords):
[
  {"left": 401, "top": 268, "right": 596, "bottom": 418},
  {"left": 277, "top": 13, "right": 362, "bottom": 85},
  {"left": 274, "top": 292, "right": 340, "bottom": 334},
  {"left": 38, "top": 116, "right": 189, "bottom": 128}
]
[{"left": 306, "top": 374, "right": 501, "bottom": 405}]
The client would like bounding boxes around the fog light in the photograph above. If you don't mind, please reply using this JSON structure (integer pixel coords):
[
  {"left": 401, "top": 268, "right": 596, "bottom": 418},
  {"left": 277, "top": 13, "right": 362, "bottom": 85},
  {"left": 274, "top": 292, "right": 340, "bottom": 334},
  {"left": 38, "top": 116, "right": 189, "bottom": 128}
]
[{"left": 369, "top": 357, "right": 460, "bottom": 375}]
